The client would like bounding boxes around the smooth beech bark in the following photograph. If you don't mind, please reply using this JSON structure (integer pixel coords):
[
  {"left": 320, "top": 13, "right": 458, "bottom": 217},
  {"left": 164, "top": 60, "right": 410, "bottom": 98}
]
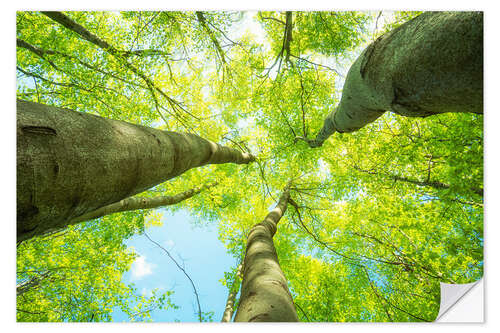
[
  {"left": 68, "top": 182, "right": 216, "bottom": 225},
  {"left": 303, "top": 12, "right": 483, "bottom": 148},
  {"left": 17, "top": 100, "right": 254, "bottom": 242},
  {"left": 234, "top": 184, "right": 299, "bottom": 322},
  {"left": 221, "top": 263, "right": 243, "bottom": 322}
]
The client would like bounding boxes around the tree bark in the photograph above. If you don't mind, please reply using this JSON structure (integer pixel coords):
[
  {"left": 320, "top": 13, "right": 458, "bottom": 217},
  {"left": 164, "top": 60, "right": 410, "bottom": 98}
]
[
  {"left": 221, "top": 263, "right": 243, "bottom": 322},
  {"left": 16, "top": 271, "right": 51, "bottom": 296},
  {"left": 305, "top": 12, "right": 483, "bottom": 147},
  {"left": 41, "top": 11, "right": 186, "bottom": 125},
  {"left": 234, "top": 183, "right": 299, "bottom": 322},
  {"left": 16, "top": 38, "right": 149, "bottom": 90},
  {"left": 195, "top": 12, "right": 227, "bottom": 65},
  {"left": 17, "top": 100, "right": 254, "bottom": 242},
  {"left": 351, "top": 165, "right": 483, "bottom": 197},
  {"left": 68, "top": 182, "right": 216, "bottom": 225}
]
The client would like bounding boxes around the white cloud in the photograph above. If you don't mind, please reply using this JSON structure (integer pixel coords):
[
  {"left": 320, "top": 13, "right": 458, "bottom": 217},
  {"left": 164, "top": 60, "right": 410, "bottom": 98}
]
[{"left": 130, "top": 254, "right": 154, "bottom": 280}]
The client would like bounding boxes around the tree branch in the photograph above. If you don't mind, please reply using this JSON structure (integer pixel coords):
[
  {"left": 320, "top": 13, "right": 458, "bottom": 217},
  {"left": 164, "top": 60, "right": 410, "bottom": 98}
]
[
  {"left": 41, "top": 11, "right": 195, "bottom": 128},
  {"left": 17, "top": 37, "right": 150, "bottom": 90},
  {"left": 144, "top": 232, "right": 203, "bottom": 322},
  {"left": 68, "top": 182, "right": 217, "bottom": 225},
  {"left": 195, "top": 12, "right": 227, "bottom": 65}
]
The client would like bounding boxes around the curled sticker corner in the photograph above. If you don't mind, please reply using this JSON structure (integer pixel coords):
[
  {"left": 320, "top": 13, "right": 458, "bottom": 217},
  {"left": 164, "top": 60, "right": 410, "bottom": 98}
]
[{"left": 435, "top": 278, "right": 483, "bottom": 322}]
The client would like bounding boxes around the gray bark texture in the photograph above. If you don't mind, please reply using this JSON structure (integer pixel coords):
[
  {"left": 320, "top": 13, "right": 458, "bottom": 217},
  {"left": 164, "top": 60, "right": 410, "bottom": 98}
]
[
  {"left": 234, "top": 184, "right": 299, "bottom": 322},
  {"left": 68, "top": 182, "right": 216, "bottom": 225},
  {"left": 306, "top": 11, "right": 483, "bottom": 147},
  {"left": 221, "top": 263, "right": 243, "bottom": 322},
  {"left": 17, "top": 100, "right": 254, "bottom": 242}
]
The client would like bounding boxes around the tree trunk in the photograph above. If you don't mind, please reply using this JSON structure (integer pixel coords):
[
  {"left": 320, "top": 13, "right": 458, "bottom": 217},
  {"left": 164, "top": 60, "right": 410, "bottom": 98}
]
[
  {"left": 17, "top": 100, "right": 254, "bottom": 242},
  {"left": 234, "top": 183, "right": 299, "bottom": 322},
  {"left": 68, "top": 182, "right": 216, "bottom": 226},
  {"left": 305, "top": 11, "right": 483, "bottom": 147},
  {"left": 221, "top": 263, "right": 243, "bottom": 322}
]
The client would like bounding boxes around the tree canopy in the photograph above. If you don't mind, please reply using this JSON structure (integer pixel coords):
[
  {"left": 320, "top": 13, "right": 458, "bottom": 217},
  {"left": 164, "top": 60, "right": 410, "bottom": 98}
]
[{"left": 16, "top": 10, "right": 483, "bottom": 322}]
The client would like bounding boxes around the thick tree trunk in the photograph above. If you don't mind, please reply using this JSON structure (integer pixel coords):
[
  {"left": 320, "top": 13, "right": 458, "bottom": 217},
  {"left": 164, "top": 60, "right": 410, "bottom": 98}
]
[
  {"left": 234, "top": 184, "right": 299, "bottom": 322},
  {"left": 221, "top": 263, "right": 243, "bottom": 322},
  {"left": 305, "top": 11, "right": 483, "bottom": 147},
  {"left": 17, "top": 100, "right": 254, "bottom": 242}
]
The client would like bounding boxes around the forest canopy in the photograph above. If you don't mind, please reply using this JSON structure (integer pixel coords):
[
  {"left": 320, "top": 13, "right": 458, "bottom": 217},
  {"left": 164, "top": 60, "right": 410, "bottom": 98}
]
[{"left": 16, "top": 10, "right": 483, "bottom": 322}]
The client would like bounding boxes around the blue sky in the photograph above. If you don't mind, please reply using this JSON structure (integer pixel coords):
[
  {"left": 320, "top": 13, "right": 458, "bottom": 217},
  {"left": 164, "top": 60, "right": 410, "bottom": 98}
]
[
  {"left": 8, "top": 8, "right": 493, "bottom": 328},
  {"left": 112, "top": 209, "right": 237, "bottom": 322}
]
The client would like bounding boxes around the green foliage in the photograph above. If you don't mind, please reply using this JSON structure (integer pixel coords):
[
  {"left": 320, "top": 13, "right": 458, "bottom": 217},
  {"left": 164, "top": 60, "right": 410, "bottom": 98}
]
[
  {"left": 16, "top": 212, "right": 176, "bottom": 322},
  {"left": 292, "top": 12, "right": 370, "bottom": 56},
  {"left": 16, "top": 10, "right": 482, "bottom": 322},
  {"left": 378, "top": 11, "right": 423, "bottom": 36}
]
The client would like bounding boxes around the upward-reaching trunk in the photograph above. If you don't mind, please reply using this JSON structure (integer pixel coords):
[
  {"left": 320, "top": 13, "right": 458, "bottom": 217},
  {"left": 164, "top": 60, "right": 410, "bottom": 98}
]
[
  {"left": 221, "top": 262, "right": 243, "bottom": 322},
  {"left": 234, "top": 183, "right": 299, "bottom": 322},
  {"left": 17, "top": 100, "right": 255, "bottom": 242},
  {"left": 304, "top": 11, "right": 483, "bottom": 148},
  {"left": 67, "top": 182, "right": 216, "bottom": 226}
]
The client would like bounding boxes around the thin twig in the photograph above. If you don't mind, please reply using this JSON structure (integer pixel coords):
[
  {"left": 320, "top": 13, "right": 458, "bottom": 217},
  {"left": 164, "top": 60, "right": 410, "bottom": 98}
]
[
  {"left": 294, "top": 301, "right": 311, "bottom": 321},
  {"left": 143, "top": 232, "right": 203, "bottom": 322}
]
